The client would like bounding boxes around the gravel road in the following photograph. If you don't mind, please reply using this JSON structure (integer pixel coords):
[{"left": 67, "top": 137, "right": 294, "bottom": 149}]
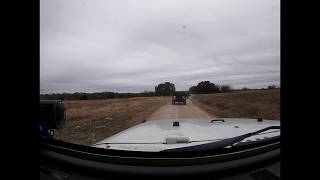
[{"left": 147, "top": 99, "right": 212, "bottom": 121}]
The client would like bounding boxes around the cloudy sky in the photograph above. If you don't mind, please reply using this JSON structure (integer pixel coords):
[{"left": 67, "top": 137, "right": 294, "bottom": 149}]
[{"left": 40, "top": 0, "right": 280, "bottom": 94}]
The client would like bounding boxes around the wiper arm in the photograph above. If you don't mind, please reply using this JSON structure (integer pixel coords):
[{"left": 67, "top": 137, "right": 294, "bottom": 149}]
[
  {"left": 161, "top": 126, "right": 280, "bottom": 152},
  {"left": 94, "top": 142, "right": 164, "bottom": 146}
]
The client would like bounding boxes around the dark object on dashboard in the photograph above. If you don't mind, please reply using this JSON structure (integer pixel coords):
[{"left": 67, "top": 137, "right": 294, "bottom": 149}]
[
  {"left": 210, "top": 119, "right": 225, "bottom": 123},
  {"left": 173, "top": 121, "right": 180, "bottom": 127},
  {"left": 40, "top": 100, "right": 66, "bottom": 130}
]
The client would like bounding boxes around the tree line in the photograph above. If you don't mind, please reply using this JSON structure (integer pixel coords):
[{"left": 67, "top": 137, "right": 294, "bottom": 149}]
[
  {"left": 189, "top": 81, "right": 233, "bottom": 94},
  {"left": 154, "top": 82, "right": 175, "bottom": 96},
  {"left": 40, "top": 91, "right": 156, "bottom": 100},
  {"left": 40, "top": 81, "right": 279, "bottom": 100}
]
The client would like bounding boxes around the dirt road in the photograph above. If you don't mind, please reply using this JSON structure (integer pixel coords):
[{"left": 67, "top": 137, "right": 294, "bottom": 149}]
[{"left": 147, "top": 99, "right": 212, "bottom": 121}]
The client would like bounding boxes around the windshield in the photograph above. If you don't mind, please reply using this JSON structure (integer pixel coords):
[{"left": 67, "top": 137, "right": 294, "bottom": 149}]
[{"left": 40, "top": 0, "right": 280, "bottom": 152}]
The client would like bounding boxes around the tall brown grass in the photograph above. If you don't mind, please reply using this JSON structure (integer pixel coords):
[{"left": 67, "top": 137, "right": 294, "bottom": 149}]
[
  {"left": 54, "top": 97, "right": 170, "bottom": 145},
  {"left": 191, "top": 89, "right": 280, "bottom": 120}
]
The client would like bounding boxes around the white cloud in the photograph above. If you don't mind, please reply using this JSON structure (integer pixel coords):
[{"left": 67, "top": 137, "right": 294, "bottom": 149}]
[{"left": 40, "top": 0, "right": 280, "bottom": 93}]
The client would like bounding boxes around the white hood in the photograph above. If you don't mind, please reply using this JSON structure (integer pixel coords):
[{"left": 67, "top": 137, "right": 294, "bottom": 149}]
[{"left": 92, "top": 118, "right": 280, "bottom": 152}]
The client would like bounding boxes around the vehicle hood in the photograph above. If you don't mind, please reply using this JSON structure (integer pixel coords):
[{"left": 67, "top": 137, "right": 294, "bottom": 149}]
[{"left": 92, "top": 118, "right": 280, "bottom": 152}]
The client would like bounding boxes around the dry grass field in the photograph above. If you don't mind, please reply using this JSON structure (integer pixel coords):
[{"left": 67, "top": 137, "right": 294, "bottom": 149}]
[
  {"left": 191, "top": 89, "right": 280, "bottom": 120},
  {"left": 53, "top": 89, "right": 279, "bottom": 146},
  {"left": 54, "top": 96, "right": 170, "bottom": 146}
]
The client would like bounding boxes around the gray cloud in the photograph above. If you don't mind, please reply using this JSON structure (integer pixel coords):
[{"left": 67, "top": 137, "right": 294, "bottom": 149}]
[{"left": 40, "top": 0, "right": 280, "bottom": 93}]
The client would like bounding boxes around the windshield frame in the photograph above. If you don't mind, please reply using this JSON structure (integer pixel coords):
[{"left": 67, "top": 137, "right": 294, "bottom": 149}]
[{"left": 41, "top": 136, "right": 279, "bottom": 179}]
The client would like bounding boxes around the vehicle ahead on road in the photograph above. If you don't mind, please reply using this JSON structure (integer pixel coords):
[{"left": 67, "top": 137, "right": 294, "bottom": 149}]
[
  {"left": 172, "top": 91, "right": 187, "bottom": 105},
  {"left": 40, "top": 101, "right": 280, "bottom": 179}
]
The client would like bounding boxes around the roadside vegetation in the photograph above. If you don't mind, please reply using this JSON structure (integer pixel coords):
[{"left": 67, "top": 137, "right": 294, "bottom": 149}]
[
  {"left": 191, "top": 89, "right": 280, "bottom": 120},
  {"left": 54, "top": 96, "right": 170, "bottom": 146}
]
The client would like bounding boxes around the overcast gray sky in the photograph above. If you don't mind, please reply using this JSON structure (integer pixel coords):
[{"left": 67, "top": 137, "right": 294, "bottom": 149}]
[{"left": 40, "top": 0, "right": 280, "bottom": 94}]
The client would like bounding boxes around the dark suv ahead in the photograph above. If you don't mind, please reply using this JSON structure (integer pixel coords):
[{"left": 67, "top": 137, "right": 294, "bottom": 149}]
[{"left": 172, "top": 91, "right": 187, "bottom": 105}]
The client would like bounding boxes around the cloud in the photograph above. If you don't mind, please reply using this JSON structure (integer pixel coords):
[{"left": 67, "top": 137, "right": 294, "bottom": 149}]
[{"left": 40, "top": 0, "right": 280, "bottom": 93}]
